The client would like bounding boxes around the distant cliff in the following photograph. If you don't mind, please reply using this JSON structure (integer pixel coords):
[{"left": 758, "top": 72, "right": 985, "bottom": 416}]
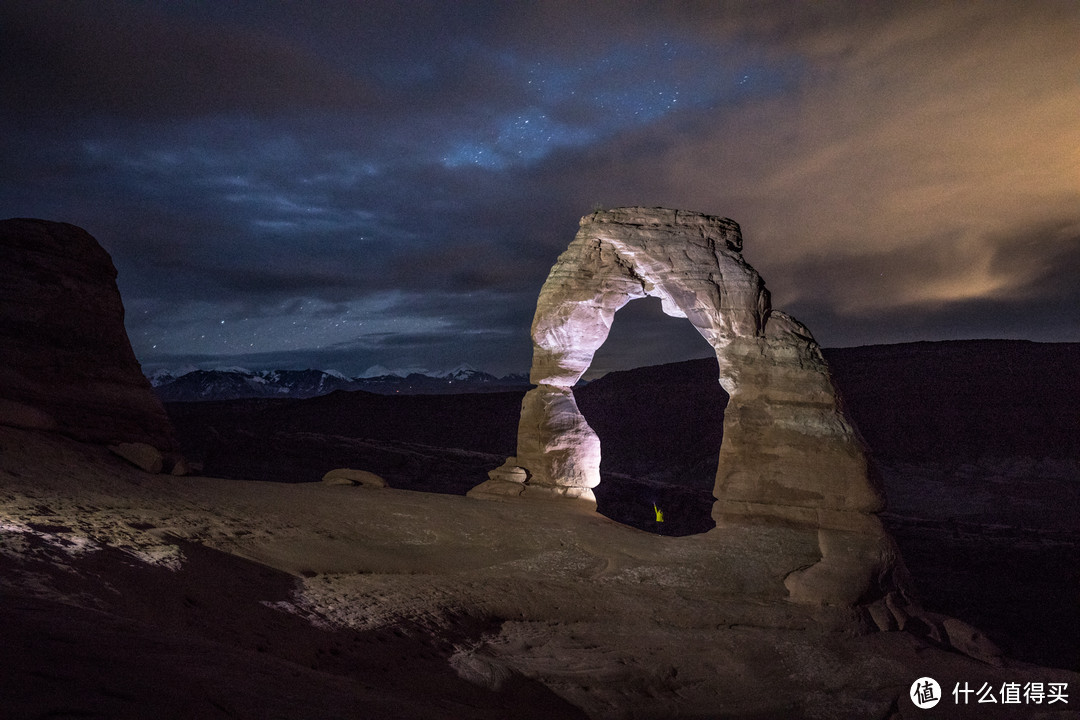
[{"left": 823, "top": 340, "right": 1080, "bottom": 461}]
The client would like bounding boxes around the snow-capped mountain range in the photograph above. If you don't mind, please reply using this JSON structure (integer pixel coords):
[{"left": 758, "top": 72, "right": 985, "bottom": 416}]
[{"left": 148, "top": 364, "right": 530, "bottom": 402}]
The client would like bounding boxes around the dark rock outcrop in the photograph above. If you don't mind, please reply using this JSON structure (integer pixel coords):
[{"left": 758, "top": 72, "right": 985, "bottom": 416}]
[{"left": 0, "top": 218, "right": 177, "bottom": 454}]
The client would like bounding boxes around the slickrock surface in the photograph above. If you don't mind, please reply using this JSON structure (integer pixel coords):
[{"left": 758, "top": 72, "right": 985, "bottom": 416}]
[
  {"left": 2, "top": 425, "right": 1076, "bottom": 719},
  {"left": 0, "top": 218, "right": 176, "bottom": 453}
]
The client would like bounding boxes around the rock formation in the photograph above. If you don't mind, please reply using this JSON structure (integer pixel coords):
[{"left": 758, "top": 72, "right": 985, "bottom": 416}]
[
  {"left": 322, "top": 468, "right": 388, "bottom": 488},
  {"left": 469, "top": 207, "right": 901, "bottom": 607},
  {"left": 0, "top": 218, "right": 178, "bottom": 459}
]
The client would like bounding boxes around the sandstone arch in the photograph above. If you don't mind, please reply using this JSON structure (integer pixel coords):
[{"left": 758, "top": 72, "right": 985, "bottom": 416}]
[{"left": 469, "top": 207, "right": 899, "bottom": 605}]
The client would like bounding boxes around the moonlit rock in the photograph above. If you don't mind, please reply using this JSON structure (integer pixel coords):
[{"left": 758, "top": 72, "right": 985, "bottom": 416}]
[
  {"left": 515, "top": 385, "right": 601, "bottom": 490},
  {"left": 528, "top": 208, "right": 763, "bottom": 388},
  {"left": 471, "top": 207, "right": 904, "bottom": 606},
  {"left": 322, "top": 468, "right": 387, "bottom": 488}
]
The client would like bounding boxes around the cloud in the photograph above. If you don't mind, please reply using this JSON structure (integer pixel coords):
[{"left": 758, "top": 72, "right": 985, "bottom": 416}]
[
  {"left": 3, "top": 2, "right": 1077, "bottom": 376},
  {"left": 126, "top": 286, "right": 539, "bottom": 376},
  {"left": 619, "top": 3, "right": 1080, "bottom": 326},
  {"left": 0, "top": 1, "right": 379, "bottom": 121},
  {"left": 778, "top": 216, "right": 1080, "bottom": 347}
]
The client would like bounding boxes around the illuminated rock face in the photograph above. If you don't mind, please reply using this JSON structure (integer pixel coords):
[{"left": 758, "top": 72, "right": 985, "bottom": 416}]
[{"left": 469, "top": 207, "right": 900, "bottom": 606}]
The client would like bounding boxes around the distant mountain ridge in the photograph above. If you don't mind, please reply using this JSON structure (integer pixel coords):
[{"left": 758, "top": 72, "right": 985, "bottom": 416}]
[{"left": 148, "top": 365, "right": 530, "bottom": 401}]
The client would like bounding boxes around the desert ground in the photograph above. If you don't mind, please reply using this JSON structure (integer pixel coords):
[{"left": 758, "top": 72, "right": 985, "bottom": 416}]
[{"left": 1, "top": 387, "right": 1077, "bottom": 720}]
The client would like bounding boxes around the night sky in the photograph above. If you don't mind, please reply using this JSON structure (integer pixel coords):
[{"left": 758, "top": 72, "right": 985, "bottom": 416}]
[{"left": 2, "top": 1, "right": 1077, "bottom": 377}]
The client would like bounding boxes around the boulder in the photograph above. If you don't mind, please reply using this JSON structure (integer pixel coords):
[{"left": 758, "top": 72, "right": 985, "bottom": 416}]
[
  {"left": 108, "top": 442, "right": 165, "bottom": 474},
  {"left": 169, "top": 455, "right": 193, "bottom": 476},
  {"left": 321, "top": 468, "right": 387, "bottom": 488},
  {"left": 466, "top": 459, "right": 527, "bottom": 500},
  {"left": 0, "top": 219, "right": 177, "bottom": 453}
]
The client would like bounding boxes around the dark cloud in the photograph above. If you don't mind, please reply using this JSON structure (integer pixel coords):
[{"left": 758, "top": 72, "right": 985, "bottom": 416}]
[
  {"left": 776, "top": 218, "right": 1080, "bottom": 345},
  {"left": 2, "top": 1, "right": 1076, "bottom": 376},
  {"left": 0, "top": 1, "right": 390, "bottom": 122}
]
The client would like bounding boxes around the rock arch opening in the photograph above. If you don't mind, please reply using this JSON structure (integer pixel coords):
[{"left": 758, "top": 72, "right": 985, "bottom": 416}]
[
  {"left": 580, "top": 296, "right": 717, "bottom": 380},
  {"left": 574, "top": 297, "right": 725, "bottom": 535}
]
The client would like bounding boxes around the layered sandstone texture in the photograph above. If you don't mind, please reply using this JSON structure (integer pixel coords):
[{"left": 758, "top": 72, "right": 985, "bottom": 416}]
[
  {"left": 469, "top": 207, "right": 898, "bottom": 606},
  {"left": 0, "top": 219, "right": 176, "bottom": 453}
]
